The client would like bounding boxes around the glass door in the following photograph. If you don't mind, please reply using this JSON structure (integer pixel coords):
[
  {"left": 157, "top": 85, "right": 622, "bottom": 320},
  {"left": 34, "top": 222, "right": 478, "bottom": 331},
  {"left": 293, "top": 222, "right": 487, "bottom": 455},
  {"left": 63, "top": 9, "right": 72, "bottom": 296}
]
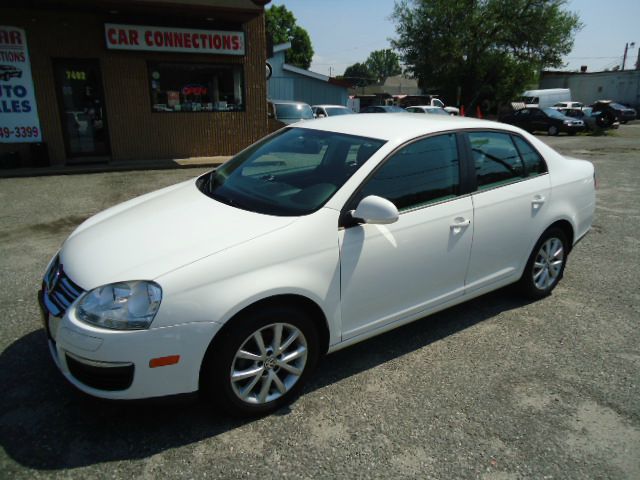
[{"left": 53, "top": 59, "right": 110, "bottom": 159}]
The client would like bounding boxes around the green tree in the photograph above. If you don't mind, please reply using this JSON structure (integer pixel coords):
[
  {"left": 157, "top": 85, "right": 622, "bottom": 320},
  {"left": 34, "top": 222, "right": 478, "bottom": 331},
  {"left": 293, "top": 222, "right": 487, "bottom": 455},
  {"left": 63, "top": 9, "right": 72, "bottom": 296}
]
[
  {"left": 342, "top": 62, "right": 375, "bottom": 87},
  {"left": 365, "top": 49, "right": 402, "bottom": 83},
  {"left": 265, "top": 5, "right": 314, "bottom": 69},
  {"left": 392, "top": 0, "right": 581, "bottom": 111}
]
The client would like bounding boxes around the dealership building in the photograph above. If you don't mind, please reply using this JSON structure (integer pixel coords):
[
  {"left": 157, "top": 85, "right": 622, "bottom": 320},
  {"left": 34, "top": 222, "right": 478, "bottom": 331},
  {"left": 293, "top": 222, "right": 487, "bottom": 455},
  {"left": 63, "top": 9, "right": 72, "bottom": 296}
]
[{"left": 0, "top": 0, "right": 271, "bottom": 168}]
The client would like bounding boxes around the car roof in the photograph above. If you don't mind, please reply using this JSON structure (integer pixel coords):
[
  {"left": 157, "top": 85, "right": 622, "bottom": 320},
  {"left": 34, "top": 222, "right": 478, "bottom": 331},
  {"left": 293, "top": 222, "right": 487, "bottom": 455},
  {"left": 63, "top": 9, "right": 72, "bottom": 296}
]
[
  {"left": 312, "top": 105, "right": 349, "bottom": 108},
  {"left": 293, "top": 113, "right": 517, "bottom": 142}
]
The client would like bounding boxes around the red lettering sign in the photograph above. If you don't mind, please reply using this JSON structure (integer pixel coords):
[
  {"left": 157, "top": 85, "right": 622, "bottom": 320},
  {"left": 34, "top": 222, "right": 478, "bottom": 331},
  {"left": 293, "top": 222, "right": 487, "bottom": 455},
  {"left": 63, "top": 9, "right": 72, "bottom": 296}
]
[
  {"left": 182, "top": 85, "right": 208, "bottom": 96},
  {"left": 0, "top": 29, "right": 23, "bottom": 46},
  {"left": 104, "top": 24, "right": 244, "bottom": 55}
]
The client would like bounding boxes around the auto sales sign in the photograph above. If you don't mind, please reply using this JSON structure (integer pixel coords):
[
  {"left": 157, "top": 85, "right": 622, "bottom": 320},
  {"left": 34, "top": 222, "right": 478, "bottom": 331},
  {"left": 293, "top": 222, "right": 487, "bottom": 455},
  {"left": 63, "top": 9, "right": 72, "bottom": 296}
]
[
  {"left": 105, "top": 24, "right": 245, "bottom": 55},
  {"left": 0, "top": 26, "right": 42, "bottom": 142}
]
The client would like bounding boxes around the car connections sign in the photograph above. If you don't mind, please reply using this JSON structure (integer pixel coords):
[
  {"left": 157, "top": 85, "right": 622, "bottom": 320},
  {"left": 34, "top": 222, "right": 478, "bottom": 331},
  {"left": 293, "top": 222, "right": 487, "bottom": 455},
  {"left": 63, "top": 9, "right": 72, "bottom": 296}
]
[
  {"left": 105, "top": 24, "right": 245, "bottom": 55},
  {"left": 0, "top": 26, "right": 42, "bottom": 143}
]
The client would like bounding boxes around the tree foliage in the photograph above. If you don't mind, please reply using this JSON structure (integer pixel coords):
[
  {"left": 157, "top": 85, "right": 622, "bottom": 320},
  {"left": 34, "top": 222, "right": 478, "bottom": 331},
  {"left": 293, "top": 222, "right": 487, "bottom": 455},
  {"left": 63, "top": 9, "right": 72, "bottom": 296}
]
[
  {"left": 392, "top": 0, "right": 582, "bottom": 109},
  {"left": 366, "top": 49, "right": 402, "bottom": 83},
  {"left": 342, "top": 62, "right": 375, "bottom": 87},
  {"left": 343, "top": 49, "right": 402, "bottom": 87},
  {"left": 265, "top": 5, "right": 314, "bottom": 69}
]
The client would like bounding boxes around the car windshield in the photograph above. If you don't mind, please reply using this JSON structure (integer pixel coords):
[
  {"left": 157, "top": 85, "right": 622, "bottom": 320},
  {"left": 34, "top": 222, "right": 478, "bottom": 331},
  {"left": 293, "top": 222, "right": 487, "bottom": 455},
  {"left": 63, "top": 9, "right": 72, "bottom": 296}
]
[
  {"left": 542, "top": 107, "right": 566, "bottom": 119},
  {"left": 199, "top": 128, "right": 386, "bottom": 216},
  {"left": 275, "top": 103, "right": 314, "bottom": 120},
  {"left": 325, "top": 107, "right": 353, "bottom": 116},
  {"left": 610, "top": 103, "right": 627, "bottom": 109}
]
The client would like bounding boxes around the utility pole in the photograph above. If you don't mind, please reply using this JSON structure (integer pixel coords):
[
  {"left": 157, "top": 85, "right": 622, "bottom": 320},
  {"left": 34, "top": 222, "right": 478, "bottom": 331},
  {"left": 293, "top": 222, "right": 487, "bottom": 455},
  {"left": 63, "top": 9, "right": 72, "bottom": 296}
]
[
  {"left": 622, "top": 41, "right": 636, "bottom": 70},
  {"left": 636, "top": 47, "right": 640, "bottom": 70}
]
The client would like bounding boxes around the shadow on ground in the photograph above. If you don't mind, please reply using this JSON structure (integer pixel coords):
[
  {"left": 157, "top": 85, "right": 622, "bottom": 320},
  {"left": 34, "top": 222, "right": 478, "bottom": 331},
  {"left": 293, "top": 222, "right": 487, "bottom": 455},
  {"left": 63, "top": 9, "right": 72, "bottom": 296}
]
[{"left": 0, "top": 288, "right": 532, "bottom": 470}]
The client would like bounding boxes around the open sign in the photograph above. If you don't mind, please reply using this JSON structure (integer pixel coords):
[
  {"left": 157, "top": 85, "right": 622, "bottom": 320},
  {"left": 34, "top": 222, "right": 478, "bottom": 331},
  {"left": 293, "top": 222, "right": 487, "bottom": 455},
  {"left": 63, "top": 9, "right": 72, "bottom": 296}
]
[{"left": 182, "top": 84, "right": 208, "bottom": 96}]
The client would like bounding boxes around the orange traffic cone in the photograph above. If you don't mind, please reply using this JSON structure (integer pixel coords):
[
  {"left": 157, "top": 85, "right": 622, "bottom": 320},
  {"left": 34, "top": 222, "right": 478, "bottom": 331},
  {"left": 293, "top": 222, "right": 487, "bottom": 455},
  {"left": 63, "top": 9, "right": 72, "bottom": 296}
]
[
  {"left": 476, "top": 105, "right": 483, "bottom": 119},
  {"left": 460, "top": 105, "right": 465, "bottom": 116}
]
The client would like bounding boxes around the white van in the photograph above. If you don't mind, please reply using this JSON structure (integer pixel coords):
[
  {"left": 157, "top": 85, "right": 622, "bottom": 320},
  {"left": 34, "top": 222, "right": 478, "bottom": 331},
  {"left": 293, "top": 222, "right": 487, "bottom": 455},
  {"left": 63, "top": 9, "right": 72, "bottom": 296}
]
[{"left": 520, "top": 89, "right": 571, "bottom": 108}]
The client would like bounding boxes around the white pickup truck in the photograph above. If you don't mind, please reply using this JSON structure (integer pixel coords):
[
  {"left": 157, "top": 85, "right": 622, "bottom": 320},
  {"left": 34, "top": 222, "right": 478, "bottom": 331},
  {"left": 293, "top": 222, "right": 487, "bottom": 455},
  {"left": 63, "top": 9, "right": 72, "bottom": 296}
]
[{"left": 425, "top": 97, "right": 460, "bottom": 115}]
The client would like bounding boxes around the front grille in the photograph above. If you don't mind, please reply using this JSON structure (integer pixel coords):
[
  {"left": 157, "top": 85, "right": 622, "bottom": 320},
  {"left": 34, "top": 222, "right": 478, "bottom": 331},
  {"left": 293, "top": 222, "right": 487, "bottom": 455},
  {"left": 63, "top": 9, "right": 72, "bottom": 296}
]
[
  {"left": 42, "top": 256, "right": 85, "bottom": 317},
  {"left": 65, "top": 353, "right": 134, "bottom": 391}
]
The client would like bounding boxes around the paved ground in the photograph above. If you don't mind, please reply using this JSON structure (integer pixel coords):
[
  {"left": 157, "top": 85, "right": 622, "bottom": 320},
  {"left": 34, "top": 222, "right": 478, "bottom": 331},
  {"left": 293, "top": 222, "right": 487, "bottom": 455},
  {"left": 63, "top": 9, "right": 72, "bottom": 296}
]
[{"left": 1, "top": 124, "right": 639, "bottom": 479}]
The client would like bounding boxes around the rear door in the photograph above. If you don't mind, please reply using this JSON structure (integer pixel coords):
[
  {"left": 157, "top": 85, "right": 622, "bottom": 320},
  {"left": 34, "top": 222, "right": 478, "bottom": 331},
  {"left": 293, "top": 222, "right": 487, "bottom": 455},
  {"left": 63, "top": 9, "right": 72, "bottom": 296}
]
[{"left": 463, "top": 131, "right": 551, "bottom": 292}]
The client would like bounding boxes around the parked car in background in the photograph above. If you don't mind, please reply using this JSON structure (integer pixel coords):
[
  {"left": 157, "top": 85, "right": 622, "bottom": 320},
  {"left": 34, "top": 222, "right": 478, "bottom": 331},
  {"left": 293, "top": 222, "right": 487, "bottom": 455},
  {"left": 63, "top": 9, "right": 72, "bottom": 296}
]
[
  {"left": 267, "top": 100, "right": 314, "bottom": 125},
  {"left": 405, "top": 105, "right": 450, "bottom": 116},
  {"left": 394, "top": 95, "right": 459, "bottom": 115},
  {"left": 360, "top": 105, "right": 407, "bottom": 113},
  {"left": 40, "top": 114, "right": 595, "bottom": 416},
  {"left": 557, "top": 107, "right": 619, "bottom": 131},
  {"left": 520, "top": 89, "right": 571, "bottom": 108},
  {"left": 311, "top": 105, "right": 354, "bottom": 117},
  {"left": 552, "top": 101, "right": 584, "bottom": 110},
  {"left": 500, "top": 107, "right": 585, "bottom": 135},
  {"left": 425, "top": 97, "right": 459, "bottom": 115},
  {"left": 591, "top": 100, "right": 637, "bottom": 124}
]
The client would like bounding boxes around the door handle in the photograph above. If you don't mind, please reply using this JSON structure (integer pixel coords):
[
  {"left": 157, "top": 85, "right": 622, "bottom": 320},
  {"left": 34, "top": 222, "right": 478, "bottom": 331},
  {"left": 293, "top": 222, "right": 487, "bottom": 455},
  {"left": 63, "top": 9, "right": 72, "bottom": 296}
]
[
  {"left": 450, "top": 218, "right": 471, "bottom": 231},
  {"left": 532, "top": 194, "right": 546, "bottom": 208}
]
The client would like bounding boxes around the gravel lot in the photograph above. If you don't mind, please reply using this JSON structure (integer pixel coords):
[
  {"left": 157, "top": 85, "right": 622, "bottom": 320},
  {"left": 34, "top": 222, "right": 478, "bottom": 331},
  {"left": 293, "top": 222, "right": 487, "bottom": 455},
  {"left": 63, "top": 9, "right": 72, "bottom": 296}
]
[{"left": 1, "top": 124, "right": 639, "bottom": 479}]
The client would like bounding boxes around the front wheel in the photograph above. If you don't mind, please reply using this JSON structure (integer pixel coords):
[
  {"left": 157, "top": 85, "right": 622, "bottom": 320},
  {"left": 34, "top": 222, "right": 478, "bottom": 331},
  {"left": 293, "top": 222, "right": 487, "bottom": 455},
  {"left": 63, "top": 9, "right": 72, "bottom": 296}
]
[
  {"left": 547, "top": 125, "right": 559, "bottom": 136},
  {"left": 518, "top": 228, "right": 568, "bottom": 299},
  {"left": 200, "top": 305, "right": 320, "bottom": 416}
]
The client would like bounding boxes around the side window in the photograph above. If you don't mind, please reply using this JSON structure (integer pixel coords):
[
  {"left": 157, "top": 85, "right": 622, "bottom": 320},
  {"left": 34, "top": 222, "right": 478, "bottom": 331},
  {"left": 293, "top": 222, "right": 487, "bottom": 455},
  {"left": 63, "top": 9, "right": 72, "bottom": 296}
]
[
  {"left": 433, "top": 99, "right": 445, "bottom": 108},
  {"left": 468, "top": 132, "right": 525, "bottom": 190},
  {"left": 356, "top": 134, "right": 460, "bottom": 212},
  {"left": 512, "top": 136, "right": 547, "bottom": 176}
]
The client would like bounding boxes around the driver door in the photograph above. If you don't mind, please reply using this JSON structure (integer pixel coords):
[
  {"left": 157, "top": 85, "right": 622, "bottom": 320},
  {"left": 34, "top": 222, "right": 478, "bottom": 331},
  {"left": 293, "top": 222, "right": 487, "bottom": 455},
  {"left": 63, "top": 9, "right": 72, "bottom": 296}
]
[{"left": 339, "top": 133, "right": 473, "bottom": 340}]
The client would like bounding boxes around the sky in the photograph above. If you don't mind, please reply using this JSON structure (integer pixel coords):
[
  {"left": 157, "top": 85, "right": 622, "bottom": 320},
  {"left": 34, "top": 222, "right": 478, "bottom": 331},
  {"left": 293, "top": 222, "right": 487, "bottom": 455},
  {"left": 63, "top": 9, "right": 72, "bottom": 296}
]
[{"left": 270, "top": 0, "right": 640, "bottom": 76}]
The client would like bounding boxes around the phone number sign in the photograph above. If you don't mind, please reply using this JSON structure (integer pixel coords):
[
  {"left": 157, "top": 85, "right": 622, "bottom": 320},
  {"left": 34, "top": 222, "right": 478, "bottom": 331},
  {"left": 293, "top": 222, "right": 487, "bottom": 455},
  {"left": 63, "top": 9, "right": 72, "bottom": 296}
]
[{"left": 0, "top": 26, "right": 42, "bottom": 143}]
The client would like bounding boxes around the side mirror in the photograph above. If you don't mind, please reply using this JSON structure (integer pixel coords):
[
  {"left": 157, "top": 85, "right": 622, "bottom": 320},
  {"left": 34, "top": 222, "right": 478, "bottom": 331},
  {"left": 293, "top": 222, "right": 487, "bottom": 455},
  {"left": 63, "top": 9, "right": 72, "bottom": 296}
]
[
  {"left": 352, "top": 195, "right": 399, "bottom": 225},
  {"left": 318, "top": 113, "right": 326, "bottom": 118},
  {"left": 267, "top": 112, "right": 274, "bottom": 118}
]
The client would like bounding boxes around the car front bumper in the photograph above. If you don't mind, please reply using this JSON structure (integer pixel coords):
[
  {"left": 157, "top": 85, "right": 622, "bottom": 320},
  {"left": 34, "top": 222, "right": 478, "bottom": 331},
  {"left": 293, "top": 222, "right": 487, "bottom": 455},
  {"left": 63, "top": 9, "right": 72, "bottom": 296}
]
[{"left": 38, "top": 289, "right": 222, "bottom": 400}]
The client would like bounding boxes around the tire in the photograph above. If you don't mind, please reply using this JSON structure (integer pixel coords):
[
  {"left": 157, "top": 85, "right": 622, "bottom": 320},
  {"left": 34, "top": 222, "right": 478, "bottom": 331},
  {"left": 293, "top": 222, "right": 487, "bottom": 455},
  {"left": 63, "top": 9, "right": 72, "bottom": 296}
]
[
  {"left": 517, "top": 227, "right": 568, "bottom": 299},
  {"left": 200, "top": 305, "right": 320, "bottom": 416},
  {"left": 547, "top": 125, "right": 559, "bottom": 136}
]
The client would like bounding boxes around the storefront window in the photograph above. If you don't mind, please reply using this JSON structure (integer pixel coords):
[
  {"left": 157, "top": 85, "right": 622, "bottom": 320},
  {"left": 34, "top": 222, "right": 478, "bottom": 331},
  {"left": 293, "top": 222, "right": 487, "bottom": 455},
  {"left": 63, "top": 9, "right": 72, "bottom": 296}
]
[{"left": 148, "top": 62, "right": 244, "bottom": 112}]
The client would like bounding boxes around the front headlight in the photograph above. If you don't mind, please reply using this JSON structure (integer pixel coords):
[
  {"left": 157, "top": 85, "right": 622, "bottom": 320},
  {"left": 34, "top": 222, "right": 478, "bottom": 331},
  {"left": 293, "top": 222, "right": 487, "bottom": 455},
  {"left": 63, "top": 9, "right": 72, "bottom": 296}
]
[
  {"left": 563, "top": 120, "right": 572, "bottom": 125},
  {"left": 75, "top": 281, "right": 162, "bottom": 330}
]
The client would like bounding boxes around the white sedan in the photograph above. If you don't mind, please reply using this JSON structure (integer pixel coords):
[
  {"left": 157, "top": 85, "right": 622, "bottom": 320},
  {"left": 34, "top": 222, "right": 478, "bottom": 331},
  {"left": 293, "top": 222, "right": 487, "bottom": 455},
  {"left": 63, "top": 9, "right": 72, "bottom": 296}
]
[{"left": 39, "top": 114, "right": 595, "bottom": 416}]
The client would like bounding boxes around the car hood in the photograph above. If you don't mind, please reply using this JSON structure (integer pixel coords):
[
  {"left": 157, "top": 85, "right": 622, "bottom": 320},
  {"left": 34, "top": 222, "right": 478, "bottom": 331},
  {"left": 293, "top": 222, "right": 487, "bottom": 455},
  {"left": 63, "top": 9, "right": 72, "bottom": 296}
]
[{"left": 60, "top": 178, "right": 297, "bottom": 289}]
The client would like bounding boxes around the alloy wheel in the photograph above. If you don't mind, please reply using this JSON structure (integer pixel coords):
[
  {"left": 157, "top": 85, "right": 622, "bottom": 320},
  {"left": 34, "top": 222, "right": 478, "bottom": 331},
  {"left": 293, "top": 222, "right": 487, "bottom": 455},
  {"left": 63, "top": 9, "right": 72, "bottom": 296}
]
[
  {"left": 532, "top": 237, "right": 564, "bottom": 290},
  {"left": 230, "top": 323, "right": 307, "bottom": 405}
]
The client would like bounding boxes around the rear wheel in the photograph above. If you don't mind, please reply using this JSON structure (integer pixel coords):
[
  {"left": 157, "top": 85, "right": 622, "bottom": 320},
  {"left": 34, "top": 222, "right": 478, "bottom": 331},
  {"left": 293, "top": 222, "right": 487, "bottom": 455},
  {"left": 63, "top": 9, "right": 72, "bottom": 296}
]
[
  {"left": 200, "top": 305, "right": 320, "bottom": 416},
  {"left": 518, "top": 227, "right": 568, "bottom": 299}
]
